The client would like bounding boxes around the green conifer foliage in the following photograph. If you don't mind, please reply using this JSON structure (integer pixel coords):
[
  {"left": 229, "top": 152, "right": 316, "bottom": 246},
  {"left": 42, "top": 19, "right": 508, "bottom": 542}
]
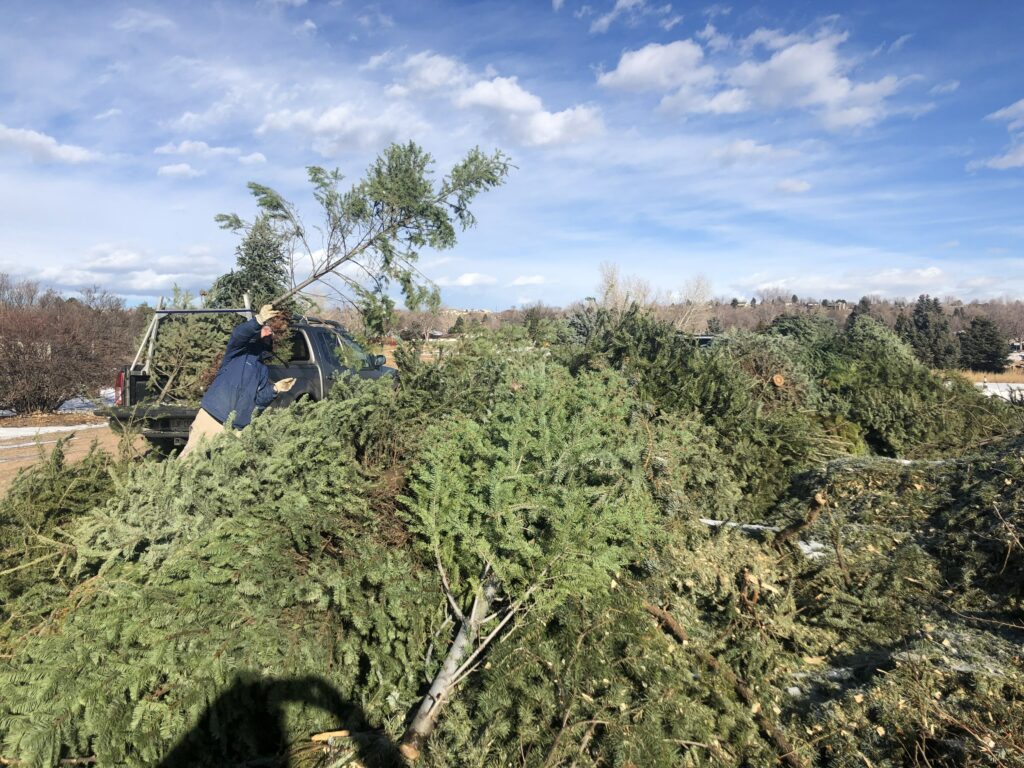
[
  {"left": 958, "top": 316, "right": 1010, "bottom": 373},
  {"left": 1, "top": 324, "right": 1022, "bottom": 768},
  {"left": 0, "top": 438, "right": 116, "bottom": 635},
  {"left": 207, "top": 215, "right": 291, "bottom": 310}
]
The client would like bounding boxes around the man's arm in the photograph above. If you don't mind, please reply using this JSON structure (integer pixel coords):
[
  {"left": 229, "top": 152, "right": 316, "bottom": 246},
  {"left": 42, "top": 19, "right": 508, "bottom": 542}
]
[
  {"left": 254, "top": 365, "right": 277, "bottom": 409},
  {"left": 223, "top": 318, "right": 263, "bottom": 362}
]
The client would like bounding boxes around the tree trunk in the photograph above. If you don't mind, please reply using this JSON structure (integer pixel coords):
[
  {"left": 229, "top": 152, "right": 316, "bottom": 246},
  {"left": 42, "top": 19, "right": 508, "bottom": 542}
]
[{"left": 400, "top": 578, "right": 498, "bottom": 761}]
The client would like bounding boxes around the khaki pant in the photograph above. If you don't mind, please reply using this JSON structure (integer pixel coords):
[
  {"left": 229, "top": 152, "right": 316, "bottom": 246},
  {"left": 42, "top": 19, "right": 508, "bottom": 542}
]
[{"left": 177, "top": 408, "right": 238, "bottom": 460}]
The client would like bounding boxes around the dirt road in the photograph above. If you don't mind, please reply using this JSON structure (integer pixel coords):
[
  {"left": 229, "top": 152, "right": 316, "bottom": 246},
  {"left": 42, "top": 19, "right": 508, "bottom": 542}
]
[{"left": 0, "top": 415, "right": 132, "bottom": 495}]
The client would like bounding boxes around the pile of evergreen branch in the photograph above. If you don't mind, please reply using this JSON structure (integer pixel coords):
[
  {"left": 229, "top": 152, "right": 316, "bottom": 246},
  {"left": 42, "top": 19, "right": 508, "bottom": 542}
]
[{"left": 1, "top": 312, "right": 1022, "bottom": 767}]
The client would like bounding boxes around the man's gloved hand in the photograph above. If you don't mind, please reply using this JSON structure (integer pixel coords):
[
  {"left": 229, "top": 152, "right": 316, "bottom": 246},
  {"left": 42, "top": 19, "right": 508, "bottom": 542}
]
[
  {"left": 256, "top": 304, "right": 280, "bottom": 324},
  {"left": 273, "top": 377, "right": 297, "bottom": 393}
]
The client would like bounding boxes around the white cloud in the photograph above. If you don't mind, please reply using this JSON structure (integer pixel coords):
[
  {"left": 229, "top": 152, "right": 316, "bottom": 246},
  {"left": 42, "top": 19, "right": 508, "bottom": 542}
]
[
  {"left": 972, "top": 98, "right": 1024, "bottom": 170},
  {"left": 157, "top": 163, "right": 203, "bottom": 178},
  {"left": 362, "top": 50, "right": 394, "bottom": 70},
  {"left": 712, "top": 139, "right": 786, "bottom": 165},
  {"left": 605, "top": 29, "right": 906, "bottom": 130},
  {"left": 552, "top": 0, "right": 565, "bottom": 9},
  {"left": 454, "top": 75, "right": 602, "bottom": 146},
  {"left": 975, "top": 144, "right": 1024, "bottom": 171},
  {"left": 270, "top": 0, "right": 308, "bottom": 5},
  {"left": 661, "top": 15, "right": 684, "bottom": 31},
  {"left": 863, "top": 266, "right": 944, "bottom": 289},
  {"left": 401, "top": 51, "right": 471, "bottom": 91},
  {"left": 239, "top": 152, "right": 267, "bottom": 164},
  {"left": 511, "top": 275, "right": 546, "bottom": 285},
  {"left": 741, "top": 28, "right": 802, "bottom": 52},
  {"left": 94, "top": 108, "right": 122, "bottom": 120},
  {"left": 661, "top": 85, "right": 749, "bottom": 114},
  {"left": 598, "top": 40, "right": 715, "bottom": 92},
  {"left": 457, "top": 76, "right": 543, "bottom": 113},
  {"left": 987, "top": 97, "right": 1024, "bottom": 133},
  {"left": 437, "top": 272, "right": 498, "bottom": 287},
  {"left": 776, "top": 178, "right": 811, "bottom": 193},
  {"left": 296, "top": 18, "right": 317, "bottom": 34},
  {"left": 258, "top": 103, "right": 424, "bottom": 153},
  {"left": 888, "top": 34, "right": 912, "bottom": 53},
  {"left": 697, "top": 23, "right": 731, "bottom": 52},
  {"left": 0, "top": 123, "right": 99, "bottom": 163},
  {"left": 728, "top": 32, "right": 903, "bottom": 129},
  {"left": 521, "top": 105, "right": 604, "bottom": 146},
  {"left": 929, "top": 80, "right": 959, "bottom": 95},
  {"left": 82, "top": 244, "right": 146, "bottom": 272},
  {"left": 155, "top": 140, "right": 240, "bottom": 158},
  {"left": 112, "top": 9, "right": 175, "bottom": 32},
  {"left": 591, "top": 0, "right": 646, "bottom": 34}
]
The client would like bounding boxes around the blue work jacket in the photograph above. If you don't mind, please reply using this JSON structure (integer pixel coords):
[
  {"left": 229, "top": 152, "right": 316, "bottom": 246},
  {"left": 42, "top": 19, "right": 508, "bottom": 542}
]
[{"left": 200, "top": 318, "right": 277, "bottom": 428}]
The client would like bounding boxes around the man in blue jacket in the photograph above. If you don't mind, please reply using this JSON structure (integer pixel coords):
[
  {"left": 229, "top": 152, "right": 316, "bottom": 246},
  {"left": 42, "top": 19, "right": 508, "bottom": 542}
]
[{"left": 178, "top": 304, "right": 295, "bottom": 459}]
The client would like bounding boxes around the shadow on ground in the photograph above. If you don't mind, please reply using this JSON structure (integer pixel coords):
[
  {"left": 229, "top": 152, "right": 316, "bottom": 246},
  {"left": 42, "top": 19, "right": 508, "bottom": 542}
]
[{"left": 157, "top": 673, "right": 403, "bottom": 768}]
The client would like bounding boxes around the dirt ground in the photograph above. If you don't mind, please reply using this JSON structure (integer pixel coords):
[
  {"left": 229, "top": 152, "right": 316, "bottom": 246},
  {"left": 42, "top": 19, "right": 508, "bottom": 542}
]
[{"left": 0, "top": 414, "right": 141, "bottom": 496}]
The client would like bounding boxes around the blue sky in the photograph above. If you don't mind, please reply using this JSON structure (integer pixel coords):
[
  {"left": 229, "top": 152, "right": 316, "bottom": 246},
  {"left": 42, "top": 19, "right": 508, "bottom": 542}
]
[{"left": 1, "top": 0, "right": 1022, "bottom": 309}]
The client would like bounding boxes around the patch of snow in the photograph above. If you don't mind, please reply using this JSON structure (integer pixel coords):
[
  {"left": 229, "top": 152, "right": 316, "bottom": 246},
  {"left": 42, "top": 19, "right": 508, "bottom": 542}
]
[
  {"left": 976, "top": 382, "right": 1024, "bottom": 401},
  {"left": 0, "top": 423, "right": 106, "bottom": 441},
  {"left": 797, "top": 540, "right": 828, "bottom": 559}
]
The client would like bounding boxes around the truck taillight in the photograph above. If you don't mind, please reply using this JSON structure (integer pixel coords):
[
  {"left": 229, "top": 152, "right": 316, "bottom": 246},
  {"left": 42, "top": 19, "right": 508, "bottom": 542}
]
[{"left": 115, "top": 371, "right": 124, "bottom": 406}]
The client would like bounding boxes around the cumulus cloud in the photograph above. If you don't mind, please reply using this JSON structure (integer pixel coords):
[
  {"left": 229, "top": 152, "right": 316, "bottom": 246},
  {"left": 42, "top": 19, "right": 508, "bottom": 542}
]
[
  {"left": 401, "top": 51, "right": 471, "bottom": 91},
  {"left": 728, "top": 33, "right": 902, "bottom": 129},
  {"left": 239, "top": 152, "right": 266, "bottom": 164},
  {"left": 155, "top": 140, "right": 240, "bottom": 158},
  {"left": 94, "top": 108, "right": 122, "bottom": 120},
  {"left": 157, "top": 163, "right": 203, "bottom": 178},
  {"left": 455, "top": 75, "right": 603, "bottom": 146},
  {"left": 20, "top": 243, "right": 221, "bottom": 297},
  {"left": 601, "top": 29, "right": 907, "bottom": 130},
  {"left": 776, "top": 178, "right": 811, "bottom": 193},
  {"left": 597, "top": 40, "right": 714, "bottom": 92},
  {"left": 295, "top": 18, "right": 317, "bottom": 34},
  {"left": 112, "top": 9, "right": 175, "bottom": 32},
  {"left": 697, "top": 23, "right": 731, "bottom": 52},
  {"left": 457, "top": 76, "right": 543, "bottom": 113},
  {"left": 511, "top": 275, "right": 546, "bottom": 285},
  {"left": 436, "top": 272, "right": 498, "bottom": 287},
  {"left": 258, "top": 103, "right": 425, "bottom": 153},
  {"left": 0, "top": 123, "right": 99, "bottom": 163}
]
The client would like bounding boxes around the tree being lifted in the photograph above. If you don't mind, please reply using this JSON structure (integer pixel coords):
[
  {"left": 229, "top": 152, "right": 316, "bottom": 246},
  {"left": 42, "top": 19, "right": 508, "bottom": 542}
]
[{"left": 215, "top": 142, "right": 511, "bottom": 334}]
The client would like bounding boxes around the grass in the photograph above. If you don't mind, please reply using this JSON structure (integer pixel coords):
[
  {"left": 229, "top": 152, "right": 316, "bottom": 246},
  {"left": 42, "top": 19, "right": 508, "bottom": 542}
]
[{"left": 957, "top": 368, "right": 1024, "bottom": 384}]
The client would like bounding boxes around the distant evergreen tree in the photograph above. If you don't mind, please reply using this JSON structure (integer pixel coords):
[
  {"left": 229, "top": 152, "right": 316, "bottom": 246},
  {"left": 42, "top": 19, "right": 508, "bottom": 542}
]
[
  {"left": 845, "top": 296, "right": 873, "bottom": 329},
  {"left": 959, "top": 316, "right": 1009, "bottom": 372},
  {"left": 706, "top": 316, "right": 723, "bottom": 334},
  {"left": 207, "top": 215, "right": 290, "bottom": 309},
  {"left": 895, "top": 295, "right": 959, "bottom": 368}
]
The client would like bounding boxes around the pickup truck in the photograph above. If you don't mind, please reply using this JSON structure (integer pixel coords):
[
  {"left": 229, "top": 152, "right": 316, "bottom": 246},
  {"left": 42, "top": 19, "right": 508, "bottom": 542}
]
[{"left": 97, "top": 308, "right": 395, "bottom": 452}]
